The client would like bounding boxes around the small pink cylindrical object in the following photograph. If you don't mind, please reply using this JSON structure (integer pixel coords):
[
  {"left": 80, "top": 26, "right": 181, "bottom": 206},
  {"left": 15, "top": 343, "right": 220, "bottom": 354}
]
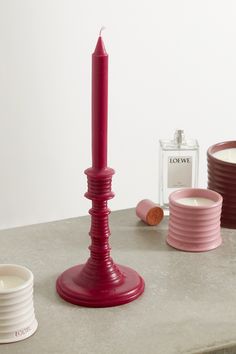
[
  {"left": 167, "top": 188, "right": 223, "bottom": 252},
  {"left": 136, "top": 199, "right": 164, "bottom": 226}
]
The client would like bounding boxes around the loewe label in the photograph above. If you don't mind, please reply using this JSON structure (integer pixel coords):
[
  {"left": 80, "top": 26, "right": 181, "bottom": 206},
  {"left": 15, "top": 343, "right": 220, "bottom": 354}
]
[
  {"left": 168, "top": 156, "right": 192, "bottom": 188},
  {"left": 15, "top": 326, "right": 31, "bottom": 337}
]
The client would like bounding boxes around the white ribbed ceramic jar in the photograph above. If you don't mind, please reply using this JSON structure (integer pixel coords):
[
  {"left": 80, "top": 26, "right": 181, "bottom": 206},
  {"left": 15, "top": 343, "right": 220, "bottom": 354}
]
[{"left": 0, "top": 264, "right": 38, "bottom": 343}]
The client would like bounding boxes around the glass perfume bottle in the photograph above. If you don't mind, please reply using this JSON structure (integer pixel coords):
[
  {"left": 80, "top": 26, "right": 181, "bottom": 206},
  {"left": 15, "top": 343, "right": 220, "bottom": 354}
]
[{"left": 159, "top": 130, "right": 199, "bottom": 210}]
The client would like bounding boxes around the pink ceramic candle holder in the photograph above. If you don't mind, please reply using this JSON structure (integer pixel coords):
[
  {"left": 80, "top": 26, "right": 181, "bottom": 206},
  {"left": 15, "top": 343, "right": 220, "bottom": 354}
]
[
  {"left": 208, "top": 141, "right": 236, "bottom": 228},
  {"left": 167, "top": 188, "right": 223, "bottom": 252}
]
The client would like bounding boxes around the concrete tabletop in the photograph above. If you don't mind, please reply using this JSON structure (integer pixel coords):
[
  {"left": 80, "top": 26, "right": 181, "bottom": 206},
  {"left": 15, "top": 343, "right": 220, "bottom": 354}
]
[{"left": 1, "top": 208, "right": 236, "bottom": 354}]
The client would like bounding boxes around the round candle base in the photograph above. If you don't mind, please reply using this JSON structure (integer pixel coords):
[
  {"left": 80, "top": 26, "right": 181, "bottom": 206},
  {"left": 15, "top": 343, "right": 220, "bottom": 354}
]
[{"left": 56, "top": 264, "right": 144, "bottom": 307}]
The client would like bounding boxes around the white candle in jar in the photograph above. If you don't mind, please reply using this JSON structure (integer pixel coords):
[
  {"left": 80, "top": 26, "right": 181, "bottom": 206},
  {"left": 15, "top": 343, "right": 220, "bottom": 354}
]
[
  {"left": 0, "top": 275, "right": 25, "bottom": 290},
  {"left": 213, "top": 148, "right": 236, "bottom": 163},
  {"left": 177, "top": 197, "right": 215, "bottom": 206}
]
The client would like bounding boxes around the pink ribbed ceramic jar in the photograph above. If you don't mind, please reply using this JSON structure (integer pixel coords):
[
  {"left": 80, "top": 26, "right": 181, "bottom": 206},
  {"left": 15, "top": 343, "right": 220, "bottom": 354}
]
[{"left": 167, "top": 188, "right": 223, "bottom": 252}]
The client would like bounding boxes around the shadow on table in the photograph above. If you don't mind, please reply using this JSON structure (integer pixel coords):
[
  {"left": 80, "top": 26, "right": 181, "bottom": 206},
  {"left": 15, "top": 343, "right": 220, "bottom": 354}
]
[
  {"left": 111, "top": 220, "right": 176, "bottom": 253},
  {"left": 34, "top": 273, "right": 77, "bottom": 308}
]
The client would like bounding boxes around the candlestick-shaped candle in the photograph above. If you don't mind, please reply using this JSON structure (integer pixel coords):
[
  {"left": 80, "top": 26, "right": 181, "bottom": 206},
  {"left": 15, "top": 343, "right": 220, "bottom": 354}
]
[
  {"left": 56, "top": 32, "right": 145, "bottom": 307},
  {"left": 92, "top": 34, "right": 108, "bottom": 169}
]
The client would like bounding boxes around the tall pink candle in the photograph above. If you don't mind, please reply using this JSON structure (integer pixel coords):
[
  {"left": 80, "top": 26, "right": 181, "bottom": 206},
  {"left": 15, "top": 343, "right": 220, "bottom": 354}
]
[
  {"left": 56, "top": 32, "right": 145, "bottom": 308},
  {"left": 92, "top": 34, "right": 108, "bottom": 169}
]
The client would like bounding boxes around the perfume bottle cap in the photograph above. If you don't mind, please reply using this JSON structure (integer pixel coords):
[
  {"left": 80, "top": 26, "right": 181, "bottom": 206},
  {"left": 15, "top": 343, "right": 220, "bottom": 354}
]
[
  {"left": 174, "top": 129, "right": 185, "bottom": 145},
  {"left": 136, "top": 199, "right": 164, "bottom": 226}
]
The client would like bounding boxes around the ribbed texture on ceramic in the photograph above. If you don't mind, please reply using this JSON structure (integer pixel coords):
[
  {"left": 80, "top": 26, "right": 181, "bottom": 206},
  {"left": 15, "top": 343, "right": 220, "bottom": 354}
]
[
  {"left": 208, "top": 141, "right": 236, "bottom": 229},
  {"left": 167, "top": 188, "right": 222, "bottom": 252},
  {"left": 0, "top": 266, "right": 37, "bottom": 343}
]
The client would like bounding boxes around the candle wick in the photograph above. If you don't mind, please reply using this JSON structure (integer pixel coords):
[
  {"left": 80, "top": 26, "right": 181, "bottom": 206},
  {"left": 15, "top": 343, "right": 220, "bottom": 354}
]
[{"left": 99, "top": 26, "right": 106, "bottom": 37}]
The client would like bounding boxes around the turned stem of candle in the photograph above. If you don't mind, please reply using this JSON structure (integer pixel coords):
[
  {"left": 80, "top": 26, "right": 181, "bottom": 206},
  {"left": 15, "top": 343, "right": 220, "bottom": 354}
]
[{"left": 84, "top": 167, "right": 120, "bottom": 278}]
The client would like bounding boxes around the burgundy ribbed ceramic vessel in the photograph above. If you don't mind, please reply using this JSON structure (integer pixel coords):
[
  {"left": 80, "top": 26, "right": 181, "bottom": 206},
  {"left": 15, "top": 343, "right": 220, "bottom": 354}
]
[
  {"left": 167, "top": 188, "right": 222, "bottom": 252},
  {"left": 208, "top": 141, "right": 236, "bottom": 228}
]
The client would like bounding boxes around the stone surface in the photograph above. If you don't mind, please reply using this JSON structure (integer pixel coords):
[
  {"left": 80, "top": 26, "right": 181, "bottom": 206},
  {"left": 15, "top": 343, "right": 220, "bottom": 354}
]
[{"left": 0, "top": 208, "right": 236, "bottom": 354}]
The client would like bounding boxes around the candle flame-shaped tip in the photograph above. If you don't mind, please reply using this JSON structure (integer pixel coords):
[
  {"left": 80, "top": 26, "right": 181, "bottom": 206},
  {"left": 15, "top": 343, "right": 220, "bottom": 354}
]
[
  {"left": 94, "top": 28, "right": 107, "bottom": 55},
  {"left": 99, "top": 26, "right": 106, "bottom": 37}
]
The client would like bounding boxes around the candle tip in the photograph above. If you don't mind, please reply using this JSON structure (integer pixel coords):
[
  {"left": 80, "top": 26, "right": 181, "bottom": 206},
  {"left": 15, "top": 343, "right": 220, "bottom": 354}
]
[
  {"left": 99, "top": 26, "right": 106, "bottom": 37},
  {"left": 94, "top": 28, "right": 107, "bottom": 55}
]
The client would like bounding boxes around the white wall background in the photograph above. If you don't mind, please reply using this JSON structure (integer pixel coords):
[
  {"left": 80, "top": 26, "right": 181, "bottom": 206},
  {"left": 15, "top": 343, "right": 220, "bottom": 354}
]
[{"left": 1, "top": 0, "right": 236, "bottom": 229}]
